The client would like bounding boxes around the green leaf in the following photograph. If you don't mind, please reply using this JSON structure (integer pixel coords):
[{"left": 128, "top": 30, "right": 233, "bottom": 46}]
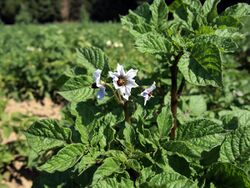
[
  {"left": 121, "top": 6, "right": 152, "bottom": 37},
  {"left": 157, "top": 106, "right": 172, "bottom": 139},
  {"left": 188, "top": 95, "right": 207, "bottom": 116},
  {"left": 58, "top": 76, "right": 95, "bottom": 102},
  {"left": 219, "top": 126, "right": 250, "bottom": 166},
  {"left": 222, "top": 3, "right": 250, "bottom": 19},
  {"left": 193, "top": 35, "right": 238, "bottom": 53},
  {"left": 166, "top": 119, "right": 225, "bottom": 162},
  {"left": 77, "top": 47, "right": 109, "bottom": 75},
  {"left": 92, "top": 157, "right": 122, "bottom": 184},
  {"left": 150, "top": 0, "right": 168, "bottom": 31},
  {"left": 202, "top": 0, "right": 220, "bottom": 23},
  {"left": 177, "top": 119, "right": 224, "bottom": 140},
  {"left": 207, "top": 163, "right": 250, "bottom": 188},
  {"left": 122, "top": 123, "right": 137, "bottom": 151},
  {"left": 77, "top": 152, "right": 100, "bottom": 174},
  {"left": 214, "top": 16, "right": 242, "bottom": 28},
  {"left": 135, "top": 32, "right": 172, "bottom": 54},
  {"left": 148, "top": 171, "right": 198, "bottom": 188},
  {"left": 219, "top": 109, "right": 250, "bottom": 129},
  {"left": 178, "top": 42, "right": 222, "bottom": 87},
  {"left": 39, "top": 143, "right": 85, "bottom": 173},
  {"left": 25, "top": 119, "right": 71, "bottom": 154},
  {"left": 92, "top": 177, "right": 134, "bottom": 188}
]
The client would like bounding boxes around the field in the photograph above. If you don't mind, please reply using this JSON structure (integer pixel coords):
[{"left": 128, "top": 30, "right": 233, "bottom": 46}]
[{"left": 0, "top": 1, "right": 250, "bottom": 187}]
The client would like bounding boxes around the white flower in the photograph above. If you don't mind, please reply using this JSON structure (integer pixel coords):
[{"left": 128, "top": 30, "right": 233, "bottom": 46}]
[
  {"left": 106, "top": 40, "right": 112, "bottom": 47},
  {"left": 109, "top": 64, "right": 138, "bottom": 100},
  {"left": 92, "top": 69, "right": 106, "bottom": 99},
  {"left": 141, "top": 82, "right": 156, "bottom": 105}
]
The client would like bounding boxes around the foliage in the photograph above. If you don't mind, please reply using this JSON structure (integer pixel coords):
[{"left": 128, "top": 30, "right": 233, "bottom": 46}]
[
  {"left": 0, "top": 23, "right": 150, "bottom": 102},
  {"left": 24, "top": 0, "right": 250, "bottom": 187}
]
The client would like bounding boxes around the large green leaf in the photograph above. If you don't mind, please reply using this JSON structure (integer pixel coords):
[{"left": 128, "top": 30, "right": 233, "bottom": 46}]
[
  {"left": 135, "top": 32, "right": 172, "bottom": 54},
  {"left": 178, "top": 42, "right": 222, "bottom": 87},
  {"left": 148, "top": 171, "right": 198, "bottom": 188},
  {"left": 193, "top": 35, "right": 238, "bottom": 53},
  {"left": 38, "top": 143, "right": 85, "bottom": 173},
  {"left": 202, "top": 0, "right": 220, "bottom": 23},
  {"left": 166, "top": 119, "right": 225, "bottom": 162},
  {"left": 222, "top": 3, "right": 250, "bottom": 19},
  {"left": 58, "top": 76, "right": 95, "bottom": 102},
  {"left": 177, "top": 119, "right": 224, "bottom": 140},
  {"left": 219, "top": 126, "right": 250, "bottom": 167},
  {"left": 92, "top": 157, "right": 122, "bottom": 184},
  {"left": 92, "top": 177, "right": 134, "bottom": 188},
  {"left": 25, "top": 120, "right": 71, "bottom": 154},
  {"left": 77, "top": 47, "right": 109, "bottom": 75},
  {"left": 157, "top": 106, "right": 172, "bottom": 139},
  {"left": 207, "top": 163, "right": 250, "bottom": 188},
  {"left": 150, "top": 0, "right": 168, "bottom": 31},
  {"left": 214, "top": 16, "right": 242, "bottom": 28}
]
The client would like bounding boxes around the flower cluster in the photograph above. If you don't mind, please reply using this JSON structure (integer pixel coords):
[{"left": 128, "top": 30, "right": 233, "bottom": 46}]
[{"left": 92, "top": 64, "right": 156, "bottom": 105}]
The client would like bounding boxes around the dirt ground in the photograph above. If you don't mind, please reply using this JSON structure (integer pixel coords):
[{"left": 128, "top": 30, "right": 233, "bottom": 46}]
[
  {"left": 1, "top": 98, "right": 62, "bottom": 188},
  {"left": 5, "top": 98, "right": 62, "bottom": 119}
]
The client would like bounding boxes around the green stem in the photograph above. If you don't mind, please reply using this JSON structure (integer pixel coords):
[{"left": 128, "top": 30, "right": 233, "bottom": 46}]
[{"left": 105, "top": 83, "right": 124, "bottom": 105}]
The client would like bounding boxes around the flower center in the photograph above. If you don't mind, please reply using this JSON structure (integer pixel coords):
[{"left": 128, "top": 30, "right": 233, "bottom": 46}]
[
  {"left": 117, "top": 76, "right": 127, "bottom": 86},
  {"left": 148, "top": 92, "right": 153, "bottom": 97}
]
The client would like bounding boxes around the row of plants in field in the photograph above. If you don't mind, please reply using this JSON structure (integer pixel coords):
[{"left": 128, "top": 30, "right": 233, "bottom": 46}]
[
  {"left": 24, "top": 0, "right": 250, "bottom": 187},
  {"left": 0, "top": 23, "right": 153, "bottom": 102}
]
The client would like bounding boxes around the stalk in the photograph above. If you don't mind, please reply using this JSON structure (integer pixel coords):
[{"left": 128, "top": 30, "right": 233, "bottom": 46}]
[
  {"left": 170, "top": 53, "right": 183, "bottom": 140},
  {"left": 123, "top": 100, "right": 131, "bottom": 124}
]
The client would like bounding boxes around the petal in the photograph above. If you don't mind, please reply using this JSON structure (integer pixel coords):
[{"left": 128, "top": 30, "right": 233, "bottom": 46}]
[
  {"left": 145, "top": 82, "right": 156, "bottom": 93},
  {"left": 113, "top": 79, "right": 121, "bottom": 89},
  {"left": 122, "top": 92, "right": 130, "bottom": 100},
  {"left": 119, "top": 86, "right": 126, "bottom": 95},
  {"left": 127, "top": 78, "right": 139, "bottom": 88},
  {"left": 97, "top": 87, "right": 106, "bottom": 99},
  {"left": 109, "top": 71, "right": 119, "bottom": 79},
  {"left": 126, "top": 69, "right": 138, "bottom": 79},
  {"left": 143, "top": 95, "right": 150, "bottom": 106},
  {"left": 93, "top": 69, "right": 102, "bottom": 86},
  {"left": 117, "top": 64, "right": 125, "bottom": 76},
  {"left": 140, "top": 91, "right": 148, "bottom": 97}
]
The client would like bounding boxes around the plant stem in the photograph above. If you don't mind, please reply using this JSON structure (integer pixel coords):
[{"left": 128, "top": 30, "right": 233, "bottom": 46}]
[
  {"left": 170, "top": 53, "right": 182, "bottom": 140},
  {"left": 123, "top": 101, "right": 131, "bottom": 124}
]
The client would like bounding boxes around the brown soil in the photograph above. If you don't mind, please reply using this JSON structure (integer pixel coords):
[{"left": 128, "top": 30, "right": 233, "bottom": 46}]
[
  {"left": 1, "top": 98, "right": 63, "bottom": 188},
  {"left": 4, "top": 98, "right": 62, "bottom": 119}
]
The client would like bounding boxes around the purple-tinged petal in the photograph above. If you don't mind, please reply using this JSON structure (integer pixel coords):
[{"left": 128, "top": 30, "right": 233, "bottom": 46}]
[{"left": 97, "top": 87, "right": 106, "bottom": 99}]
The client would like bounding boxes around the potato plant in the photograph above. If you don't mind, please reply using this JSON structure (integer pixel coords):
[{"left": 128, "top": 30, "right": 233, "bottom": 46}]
[{"left": 25, "top": 0, "right": 250, "bottom": 187}]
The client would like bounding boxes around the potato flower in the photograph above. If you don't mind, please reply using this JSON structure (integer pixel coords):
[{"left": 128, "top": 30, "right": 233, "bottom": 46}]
[
  {"left": 141, "top": 82, "right": 156, "bottom": 105},
  {"left": 109, "top": 64, "right": 138, "bottom": 100},
  {"left": 92, "top": 69, "right": 106, "bottom": 99}
]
